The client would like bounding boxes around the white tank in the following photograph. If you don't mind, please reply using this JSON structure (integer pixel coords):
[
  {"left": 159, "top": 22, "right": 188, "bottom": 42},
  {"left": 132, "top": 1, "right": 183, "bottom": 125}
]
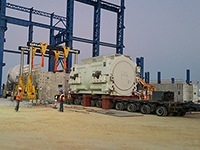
[
  {"left": 69, "top": 54, "right": 140, "bottom": 96},
  {"left": 7, "top": 65, "right": 29, "bottom": 83},
  {"left": 7, "top": 65, "right": 20, "bottom": 83}
]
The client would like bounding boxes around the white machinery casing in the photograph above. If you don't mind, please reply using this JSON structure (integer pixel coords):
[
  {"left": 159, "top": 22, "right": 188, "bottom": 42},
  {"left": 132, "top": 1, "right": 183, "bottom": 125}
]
[{"left": 69, "top": 54, "right": 140, "bottom": 96}]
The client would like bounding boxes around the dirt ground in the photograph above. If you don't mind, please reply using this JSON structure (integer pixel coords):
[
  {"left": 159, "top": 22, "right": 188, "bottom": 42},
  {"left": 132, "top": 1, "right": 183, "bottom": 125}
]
[{"left": 0, "top": 104, "right": 200, "bottom": 150}]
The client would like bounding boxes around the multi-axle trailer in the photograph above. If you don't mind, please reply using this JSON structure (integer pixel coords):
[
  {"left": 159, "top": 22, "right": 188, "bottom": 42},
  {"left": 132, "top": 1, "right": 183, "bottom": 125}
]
[{"left": 71, "top": 91, "right": 200, "bottom": 117}]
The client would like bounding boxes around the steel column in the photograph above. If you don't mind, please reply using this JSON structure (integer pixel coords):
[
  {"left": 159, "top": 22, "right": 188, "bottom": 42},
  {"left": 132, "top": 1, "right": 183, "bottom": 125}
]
[
  {"left": 65, "top": 0, "right": 74, "bottom": 71},
  {"left": 49, "top": 13, "right": 55, "bottom": 71},
  {"left": 171, "top": 78, "right": 175, "bottom": 84},
  {"left": 27, "top": 7, "right": 33, "bottom": 64},
  {"left": 29, "top": 47, "right": 32, "bottom": 74},
  {"left": 20, "top": 50, "right": 24, "bottom": 75},
  {"left": 136, "top": 57, "right": 144, "bottom": 80},
  {"left": 116, "top": 0, "right": 125, "bottom": 54},
  {"left": 186, "top": 69, "right": 190, "bottom": 84},
  {"left": 145, "top": 71, "right": 150, "bottom": 84},
  {"left": 0, "top": 0, "right": 6, "bottom": 96},
  {"left": 157, "top": 71, "right": 161, "bottom": 84},
  {"left": 92, "top": 0, "right": 101, "bottom": 57}
]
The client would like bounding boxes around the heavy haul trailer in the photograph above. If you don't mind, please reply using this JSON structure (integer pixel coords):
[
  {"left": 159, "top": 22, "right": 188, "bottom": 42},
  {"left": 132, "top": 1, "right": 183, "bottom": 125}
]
[
  {"left": 71, "top": 91, "right": 200, "bottom": 117},
  {"left": 69, "top": 54, "right": 200, "bottom": 117}
]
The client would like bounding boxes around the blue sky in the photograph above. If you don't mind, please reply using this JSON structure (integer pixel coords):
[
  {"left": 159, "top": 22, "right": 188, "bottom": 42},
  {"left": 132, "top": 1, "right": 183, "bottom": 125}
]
[{"left": 2, "top": 0, "right": 200, "bottom": 84}]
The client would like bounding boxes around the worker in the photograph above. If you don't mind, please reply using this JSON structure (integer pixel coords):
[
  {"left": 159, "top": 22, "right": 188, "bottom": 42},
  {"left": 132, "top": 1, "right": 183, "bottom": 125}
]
[
  {"left": 35, "top": 87, "right": 38, "bottom": 100},
  {"left": 15, "top": 87, "right": 22, "bottom": 112},
  {"left": 6, "top": 89, "right": 9, "bottom": 98},
  {"left": 59, "top": 89, "right": 65, "bottom": 112},
  {"left": 67, "top": 91, "right": 72, "bottom": 105}
]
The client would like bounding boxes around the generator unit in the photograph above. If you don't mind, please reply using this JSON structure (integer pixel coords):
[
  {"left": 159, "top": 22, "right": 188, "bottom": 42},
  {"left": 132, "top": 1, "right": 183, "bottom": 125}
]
[{"left": 69, "top": 54, "right": 140, "bottom": 96}]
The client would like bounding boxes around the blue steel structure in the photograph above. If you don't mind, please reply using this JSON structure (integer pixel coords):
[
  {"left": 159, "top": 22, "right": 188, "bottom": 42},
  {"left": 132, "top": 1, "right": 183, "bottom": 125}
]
[
  {"left": 171, "top": 78, "right": 175, "bottom": 84},
  {"left": 157, "top": 71, "right": 161, "bottom": 84},
  {"left": 136, "top": 57, "right": 144, "bottom": 80},
  {"left": 0, "top": 0, "right": 125, "bottom": 96},
  {"left": 186, "top": 69, "right": 190, "bottom": 84},
  {"left": 145, "top": 71, "right": 150, "bottom": 84}
]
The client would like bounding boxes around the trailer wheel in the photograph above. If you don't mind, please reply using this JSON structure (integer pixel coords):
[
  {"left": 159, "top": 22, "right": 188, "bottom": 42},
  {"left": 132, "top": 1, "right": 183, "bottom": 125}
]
[
  {"left": 177, "top": 111, "right": 186, "bottom": 116},
  {"left": 96, "top": 100, "right": 102, "bottom": 108},
  {"left": 109, "top": 101, "right": 114, "bottom": 109},
  {"left": 172, "top": 112, "right": 178, "bottom": 116},
  {"left": 90, "top": 100, "right": 96, "bottom": 107},
  {"left": 80, "top": 99, "right": 83, "bottom": 106},
  {"left": 127, "top": 103, "right": 137, "bottom": 112},
  {"left": 180, "top": 112, "right": 186, "bottom": 116},
  {"left": 156, "top": 106, "right": 167, "bottom": 117},
  {"left": 74, "top": 99, "right": 79, "bottom": 105},
  {"left": 140, "top": 105, "right": 151, "bottom": 114},
  {"left": 116, "top": 102, "right": 124, "bottom": 110}
]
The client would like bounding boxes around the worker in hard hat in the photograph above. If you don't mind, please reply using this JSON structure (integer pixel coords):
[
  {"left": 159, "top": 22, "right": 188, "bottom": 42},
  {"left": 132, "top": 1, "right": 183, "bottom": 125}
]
[
  {"left": 67, "top": 91, "right": 72, "bottom": 105},
  {"left": 15, "top": 87, "right": 22, "bottom": 112},
  {"left": 59, "top": 89, "right": 65, "bottom": 112}
]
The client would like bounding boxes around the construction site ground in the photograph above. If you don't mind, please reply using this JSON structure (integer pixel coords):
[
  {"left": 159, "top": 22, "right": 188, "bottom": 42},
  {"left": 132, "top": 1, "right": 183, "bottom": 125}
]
[{"left": 0, "top": 98, "right": 200, "bottom": 150}]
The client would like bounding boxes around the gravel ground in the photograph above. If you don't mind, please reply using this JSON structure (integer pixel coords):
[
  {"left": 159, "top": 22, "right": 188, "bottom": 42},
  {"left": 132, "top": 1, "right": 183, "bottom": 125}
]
[{"left": 0, "top": 98, "right": 200, "bottom": 150}]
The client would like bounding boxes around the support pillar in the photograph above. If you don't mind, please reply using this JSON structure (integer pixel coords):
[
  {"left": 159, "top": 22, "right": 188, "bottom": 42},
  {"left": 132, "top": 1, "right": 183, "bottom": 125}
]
[
  {"left": 157, "top": 71, "right": 161, "bottom": 84},
  {"left": 186, "top": 69, "right": 190, "bottom": 84},
  {"left": 0, "top": 0, "right": 6, "bottom": 96},
  {"left": 116, "top": 0, "right": 125, "bottom": 54},
  {"left": 49, "top": 12, "right": 55, "bottom": 71},
  {"left": 102, "top": 95, "right": 109, "bottom": 110},
  {"left": 27, "top": 7, "right": 33, "bottom": 64},
  {"left": 92, "top": 0, "right": 101, "bottom": 57},
  {"left": 83, "top": 95, "right": 90, "bottom": 107},
  {"left": 65, "top": 0, "right": 74, "bottom": 72},
  {"left": 136, "top": 57, "right": 144, "bottom": 80}
]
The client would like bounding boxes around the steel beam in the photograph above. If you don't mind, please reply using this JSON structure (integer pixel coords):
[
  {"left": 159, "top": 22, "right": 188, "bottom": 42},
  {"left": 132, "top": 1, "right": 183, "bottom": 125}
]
[
  {"left": 92, "top": 0, "right": 101, "bottom": 57},
  {"left": 75, "top": 0, "right": 120, "bottom": 13},
  {"left": 5, "top": 16, "right": 65, "bottom": 31},
  {"left": 6, "top": 3, "right": 66, "bottom": 21},
  {"left": 0, "top": 0, "right": 6, "bottom": 96}
]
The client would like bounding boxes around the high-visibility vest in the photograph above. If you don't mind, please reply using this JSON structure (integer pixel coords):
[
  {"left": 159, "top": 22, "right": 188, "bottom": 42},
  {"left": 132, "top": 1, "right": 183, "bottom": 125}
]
[
  {"left": 67, "top": 94, "right": 71, "bottom": 100},
  {"left": 59, "top": 94, "right": 65, "bottom": 101},
  {"left": 16, "top": 92, "right": 22, "bottom": 101}
]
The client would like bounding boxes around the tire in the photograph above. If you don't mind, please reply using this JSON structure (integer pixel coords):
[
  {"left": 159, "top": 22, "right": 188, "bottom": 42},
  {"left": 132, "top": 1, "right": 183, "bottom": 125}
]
[
  {"left": 115, "top": 102, "right": 124, "bottom": 111},
  {"left": 80, "top": 99, "right": 83, "bottom": 106},
  {"left": 140, "top": 105, "right": 151, "bottom": 114},
  {"left": 109, "top": 101, "right": 114, "bottom": 109},
  {"left": 180, "top": 112, "right": 186, "bottom": 116},
  {"left": 127, "top": 103, "right": 137, "bottom": 112},
  {"left": 74, "top": 99, "right": 79, "bottom": 105},
  {"left": 177, "top": 111, "right": 186, "bottom": 116},
  {"left": 90, "top": 100, "right": 96, "bottom": 107},
  {"left": 156, "top": 106, "right": 168, "bottom": 117},
  {"left": 172, "top": 112, "right": 178, "bottom": 116},
  {"left": 96, "top": 100, "right": 102, "bottom": 108}
]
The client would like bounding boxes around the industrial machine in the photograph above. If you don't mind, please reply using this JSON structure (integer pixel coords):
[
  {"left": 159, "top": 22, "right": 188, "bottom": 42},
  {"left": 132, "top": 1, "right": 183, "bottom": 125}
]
[
  {"left": 69, "top": 54, "right": 200, "bottom": 117},
  {"left": 69, "top": 54, "right": 140, "bottom": 96}
]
